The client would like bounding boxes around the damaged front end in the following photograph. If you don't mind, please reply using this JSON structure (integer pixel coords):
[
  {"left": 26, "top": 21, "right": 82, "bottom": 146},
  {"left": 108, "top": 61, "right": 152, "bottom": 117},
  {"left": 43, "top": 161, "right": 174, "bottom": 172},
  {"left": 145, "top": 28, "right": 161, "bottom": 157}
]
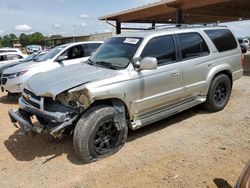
[{"left": 8, "top": 88, "right": 86, "bottom": 138}]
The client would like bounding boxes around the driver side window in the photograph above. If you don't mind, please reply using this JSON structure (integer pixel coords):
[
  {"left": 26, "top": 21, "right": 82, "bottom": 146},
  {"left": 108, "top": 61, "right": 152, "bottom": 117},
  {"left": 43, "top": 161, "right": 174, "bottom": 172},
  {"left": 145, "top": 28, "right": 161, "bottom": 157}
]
[
  {"left": 59, "top": 45, "right": 85, "bottom": 60},
  {"left": 141, "top": 35, "right": 176, "bottom": 66}
]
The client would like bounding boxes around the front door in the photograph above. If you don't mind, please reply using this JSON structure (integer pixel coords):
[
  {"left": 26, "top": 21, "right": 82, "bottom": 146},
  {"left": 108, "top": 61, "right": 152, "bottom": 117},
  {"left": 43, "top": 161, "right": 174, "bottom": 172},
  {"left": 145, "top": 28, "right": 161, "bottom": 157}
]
[{"left": 131, "top": 35, "right": 183, "bottom": 117}]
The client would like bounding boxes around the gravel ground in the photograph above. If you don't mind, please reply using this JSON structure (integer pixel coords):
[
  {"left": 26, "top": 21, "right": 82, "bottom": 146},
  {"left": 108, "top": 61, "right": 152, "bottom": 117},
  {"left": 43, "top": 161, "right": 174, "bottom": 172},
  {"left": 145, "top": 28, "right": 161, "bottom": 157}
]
[{"left": 0, "top": 75, "right": 249, "bottom": 188}]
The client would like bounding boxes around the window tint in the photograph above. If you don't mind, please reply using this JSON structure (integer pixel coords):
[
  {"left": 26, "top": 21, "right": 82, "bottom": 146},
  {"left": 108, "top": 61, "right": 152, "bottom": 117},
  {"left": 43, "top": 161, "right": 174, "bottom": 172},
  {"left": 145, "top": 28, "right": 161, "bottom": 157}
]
[
  {"left": 91, "top": 37, "right": 142, "bottom": 69},
  {"left": 178, "top": 33, "right": 209, "bottom": 60},
  {"left": 6, "top": 54, "right": 19, "bottom": 60},
  {"left": 60, "top": 45, "right": 85, "bottom": 60},
  {"left": 84, "top": 43, "right": 102, "bottom": 56},
  {"left": 0, "top": 50, "right": 16, "bottom": 53},
  {"left": 141, "top": 35, "right": 176, "bottom": 65},
  {"left": 205, "top": 29, "right": 237, "bottom": 52}
]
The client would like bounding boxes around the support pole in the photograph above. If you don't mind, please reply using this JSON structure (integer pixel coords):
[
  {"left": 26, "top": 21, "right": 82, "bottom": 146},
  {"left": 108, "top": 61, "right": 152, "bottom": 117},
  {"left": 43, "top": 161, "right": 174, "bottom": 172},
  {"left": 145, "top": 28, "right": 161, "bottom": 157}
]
[
  {"left": 116, "top": 21, "right": 121, "bottom": 34},
  {"left": 176, "top": 8, "right": 183, "bottom": 24},
  {"left": 152, "top": 22, "right": 156, "bottom": 29}
]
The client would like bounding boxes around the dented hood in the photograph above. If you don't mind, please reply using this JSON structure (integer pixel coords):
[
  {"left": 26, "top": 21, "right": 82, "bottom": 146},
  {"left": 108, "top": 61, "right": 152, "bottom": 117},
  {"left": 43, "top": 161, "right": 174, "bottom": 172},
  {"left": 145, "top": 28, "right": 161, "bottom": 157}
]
[{"left": 25, "top": 63, "right": 117, "bottom": 98}]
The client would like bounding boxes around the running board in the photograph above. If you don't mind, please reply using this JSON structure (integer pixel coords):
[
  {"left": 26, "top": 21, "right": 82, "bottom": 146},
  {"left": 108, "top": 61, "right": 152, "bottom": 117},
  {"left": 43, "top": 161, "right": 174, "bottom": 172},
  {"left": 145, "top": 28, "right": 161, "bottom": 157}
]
[{"left": 130, "top": 97, "right": 206, "bottom": 130}]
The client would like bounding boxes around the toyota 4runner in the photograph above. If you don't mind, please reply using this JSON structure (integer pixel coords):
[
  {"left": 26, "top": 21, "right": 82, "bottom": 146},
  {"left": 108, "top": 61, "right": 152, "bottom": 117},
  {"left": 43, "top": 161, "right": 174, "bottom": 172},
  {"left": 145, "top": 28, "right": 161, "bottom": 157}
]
[{"left": 8, "top": 25, "right": 243, "bottom": 163}]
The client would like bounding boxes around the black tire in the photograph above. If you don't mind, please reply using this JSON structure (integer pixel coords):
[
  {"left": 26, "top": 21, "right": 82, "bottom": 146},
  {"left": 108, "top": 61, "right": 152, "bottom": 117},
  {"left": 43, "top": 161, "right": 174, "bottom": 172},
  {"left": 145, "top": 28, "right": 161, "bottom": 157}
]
[
  {"left": 73, "top": 105, "right": 128, "bottom": 163},
  {"left": 205, "top": 74, "right": 232, "bottom": 112}
]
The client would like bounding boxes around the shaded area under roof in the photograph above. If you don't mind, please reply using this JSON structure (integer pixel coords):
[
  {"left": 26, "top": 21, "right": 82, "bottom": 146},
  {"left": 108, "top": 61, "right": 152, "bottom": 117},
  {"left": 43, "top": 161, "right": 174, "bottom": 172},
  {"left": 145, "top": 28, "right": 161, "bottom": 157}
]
[{"left": 99, "top": 0, "right": 250, "bottom": 24}]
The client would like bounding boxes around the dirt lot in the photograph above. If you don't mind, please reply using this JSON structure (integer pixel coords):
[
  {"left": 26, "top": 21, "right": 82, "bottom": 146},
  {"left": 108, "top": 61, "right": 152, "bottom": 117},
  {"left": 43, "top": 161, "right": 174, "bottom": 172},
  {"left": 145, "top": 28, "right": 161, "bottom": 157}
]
[{"left": 0, "top": 75, "right": 249, "bottom": 188}]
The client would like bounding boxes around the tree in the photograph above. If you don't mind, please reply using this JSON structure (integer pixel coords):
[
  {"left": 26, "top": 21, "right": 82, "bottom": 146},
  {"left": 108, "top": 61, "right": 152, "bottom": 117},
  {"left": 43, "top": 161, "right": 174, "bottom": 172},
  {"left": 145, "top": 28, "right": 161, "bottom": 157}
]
[
  {"left": 0, "top": 36, "right": 3, "bottom": 47},
  {"left": 19, "top": 33, "right": 28, "bottom": 47},
  {"left": 2, "top": 35, "right": 11, "bottom": 47},
  {"left": 27, "top": 32, "right": 45, "bottom": 46},
  {"left": 9, "top": 33, "right": 17, "bottom": 40}
]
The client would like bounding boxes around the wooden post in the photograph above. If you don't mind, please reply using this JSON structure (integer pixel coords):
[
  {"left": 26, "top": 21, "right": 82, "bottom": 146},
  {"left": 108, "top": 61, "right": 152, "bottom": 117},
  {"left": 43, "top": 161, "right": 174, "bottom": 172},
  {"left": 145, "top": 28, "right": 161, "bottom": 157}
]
[
  {"left": 176, "top": 8, "right": 183, "bottom": 24},
  {"left": 116, "top": 21, "right": 121, "bottom": 34},
  {"left": 152, "top": 22, "right": 156, "bottom": 29}
]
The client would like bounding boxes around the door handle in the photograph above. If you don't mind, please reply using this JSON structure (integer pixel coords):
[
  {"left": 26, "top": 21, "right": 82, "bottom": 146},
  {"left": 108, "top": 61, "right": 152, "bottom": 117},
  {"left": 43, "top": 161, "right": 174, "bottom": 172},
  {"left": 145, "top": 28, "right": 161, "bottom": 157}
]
[{"left": 171, "top": 71, "right": 180, "bottom": 76}]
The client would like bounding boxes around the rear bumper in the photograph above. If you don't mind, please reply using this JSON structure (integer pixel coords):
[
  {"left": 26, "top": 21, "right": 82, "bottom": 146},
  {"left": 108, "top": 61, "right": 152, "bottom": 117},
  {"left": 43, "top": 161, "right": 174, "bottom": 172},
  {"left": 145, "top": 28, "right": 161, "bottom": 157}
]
[{"left": 232, "top": 69, "right": 243, "bottom": 81}]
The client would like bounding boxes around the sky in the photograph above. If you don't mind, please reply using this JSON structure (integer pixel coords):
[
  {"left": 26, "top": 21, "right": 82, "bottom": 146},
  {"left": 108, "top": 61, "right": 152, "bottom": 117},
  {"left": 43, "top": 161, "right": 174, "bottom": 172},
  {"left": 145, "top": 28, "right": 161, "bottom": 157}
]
[{"left": 0, "top": 0, "right": 249, "bottom": 37}]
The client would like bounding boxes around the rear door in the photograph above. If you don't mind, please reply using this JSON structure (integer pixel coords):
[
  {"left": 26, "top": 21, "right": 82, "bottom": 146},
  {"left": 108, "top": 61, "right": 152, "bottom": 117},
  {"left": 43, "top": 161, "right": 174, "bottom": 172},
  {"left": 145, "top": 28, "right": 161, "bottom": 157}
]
[{"left": 176, "top": 32, "right": 211, "bottom": 100}]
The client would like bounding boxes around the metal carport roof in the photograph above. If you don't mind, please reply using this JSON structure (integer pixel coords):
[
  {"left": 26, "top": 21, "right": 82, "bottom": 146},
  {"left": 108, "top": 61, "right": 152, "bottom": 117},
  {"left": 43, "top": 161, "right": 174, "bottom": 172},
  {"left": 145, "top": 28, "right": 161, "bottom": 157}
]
[{"left": 99, "top": 0, "right": 250, "bottom": 33}]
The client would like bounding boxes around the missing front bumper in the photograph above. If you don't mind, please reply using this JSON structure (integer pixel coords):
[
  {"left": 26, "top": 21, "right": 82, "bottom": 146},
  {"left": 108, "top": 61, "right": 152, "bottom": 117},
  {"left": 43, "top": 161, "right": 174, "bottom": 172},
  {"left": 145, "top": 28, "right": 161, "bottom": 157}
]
[{"left": 8, "top": 109, "right": 42, "bottom": 133}]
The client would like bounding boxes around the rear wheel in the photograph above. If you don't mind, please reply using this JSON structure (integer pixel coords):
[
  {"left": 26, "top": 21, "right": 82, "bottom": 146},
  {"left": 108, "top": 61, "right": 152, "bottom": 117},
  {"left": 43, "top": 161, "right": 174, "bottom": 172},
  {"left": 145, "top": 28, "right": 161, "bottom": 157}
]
[
  {"left": 73, "top": 105, "right": 128, "bottom": 163},
  {"left": 205, "top": 74, "right": 232, "bottom": 112}
]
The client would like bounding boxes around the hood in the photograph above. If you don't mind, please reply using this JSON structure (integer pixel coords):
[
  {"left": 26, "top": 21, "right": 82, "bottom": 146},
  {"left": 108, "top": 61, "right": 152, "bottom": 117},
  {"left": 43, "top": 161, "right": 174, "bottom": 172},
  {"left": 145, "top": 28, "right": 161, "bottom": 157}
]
[
  {"left": 0, "top": 61, "right": 25, "bottom": 73},
  {"left": 4, "top": 60, "right": 51, "bottom": 74},
  {"left": 25, "top": 63, "right": 117, "bottom": 99}
]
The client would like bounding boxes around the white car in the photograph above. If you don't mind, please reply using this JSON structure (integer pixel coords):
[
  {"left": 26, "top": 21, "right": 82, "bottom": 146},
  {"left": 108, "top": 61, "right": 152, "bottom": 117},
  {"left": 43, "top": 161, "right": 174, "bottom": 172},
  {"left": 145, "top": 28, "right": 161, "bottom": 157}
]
[
  {"left": 0, "top": 52, "right": 27, "bottom": 66},
  {"left": 0, "top": 48, "right": 22, "bottom": 54},
  {"left": 26, "top": 45, "right": 42, "bottom": 54},
  {"left": 1, "top": 41, "right": 102, "bottom": 94}
]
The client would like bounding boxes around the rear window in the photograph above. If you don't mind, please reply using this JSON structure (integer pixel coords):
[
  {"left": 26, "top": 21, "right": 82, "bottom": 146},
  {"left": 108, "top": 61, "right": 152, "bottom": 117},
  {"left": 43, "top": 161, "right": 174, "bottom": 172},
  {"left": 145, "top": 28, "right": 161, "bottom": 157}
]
[{"left": 205, "top": 29, "right": 237, "bottom": 52}]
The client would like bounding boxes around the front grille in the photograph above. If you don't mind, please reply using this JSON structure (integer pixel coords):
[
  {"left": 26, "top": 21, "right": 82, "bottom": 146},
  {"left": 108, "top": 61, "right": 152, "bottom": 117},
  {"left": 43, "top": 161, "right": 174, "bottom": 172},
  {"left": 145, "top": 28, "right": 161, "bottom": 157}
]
[
  {"left": 1, "top": 78, "right": 7, "bottom": 85},
  {"left": 22, "top": 96, "right": 41, "bottom": 109},
  {"left": 22, "top": 89, "right": 41, "bottom": 109},
  {"left": 23, "top": 89, "right": 41, "bottom": 101}
]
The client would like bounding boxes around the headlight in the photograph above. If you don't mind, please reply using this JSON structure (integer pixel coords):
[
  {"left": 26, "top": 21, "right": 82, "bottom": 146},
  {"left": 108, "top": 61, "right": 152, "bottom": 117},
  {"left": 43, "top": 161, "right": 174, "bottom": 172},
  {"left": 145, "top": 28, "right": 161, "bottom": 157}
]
[
  {"left": 8, "top": 70, "right": 28, "bottom": 79},
  {"left": 56, "top": 89, "right": 91, "bottom": 109}
]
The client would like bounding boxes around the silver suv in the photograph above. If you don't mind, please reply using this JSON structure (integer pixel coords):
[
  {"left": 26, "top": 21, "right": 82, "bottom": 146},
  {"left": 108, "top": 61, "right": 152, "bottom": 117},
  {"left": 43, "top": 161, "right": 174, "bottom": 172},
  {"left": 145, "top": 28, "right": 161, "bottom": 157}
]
[{"left": 9, "top": 26, "right": 243, "bottom": 163}]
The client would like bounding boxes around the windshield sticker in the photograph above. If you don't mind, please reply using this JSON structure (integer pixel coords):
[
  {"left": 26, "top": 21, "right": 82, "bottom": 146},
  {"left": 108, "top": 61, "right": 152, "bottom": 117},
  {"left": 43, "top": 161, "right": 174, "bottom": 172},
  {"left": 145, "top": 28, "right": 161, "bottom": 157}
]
[{"left": 124, "top": 38, "right": 140, "bottom": 45}]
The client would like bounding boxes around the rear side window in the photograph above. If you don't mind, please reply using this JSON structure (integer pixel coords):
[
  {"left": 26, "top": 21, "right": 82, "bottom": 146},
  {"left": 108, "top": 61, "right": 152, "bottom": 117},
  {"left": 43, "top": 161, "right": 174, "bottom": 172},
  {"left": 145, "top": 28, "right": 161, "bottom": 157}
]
[
  {"left": 141, "top": 35, "right": 176, "bottom": 65},
  {"left": 178, "top": 33, "right": 210, "bottom": 60},
  {"left": 205, "top": 29, "right": 237, "bottom": 52}
]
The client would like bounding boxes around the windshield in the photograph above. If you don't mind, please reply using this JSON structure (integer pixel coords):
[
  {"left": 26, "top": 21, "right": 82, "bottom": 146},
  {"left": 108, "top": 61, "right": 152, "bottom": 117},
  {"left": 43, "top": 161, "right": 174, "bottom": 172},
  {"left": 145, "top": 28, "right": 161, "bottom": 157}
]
[
  {"left": 90, "top": 37, "right": 142, "bottom": 69},
  {"left": 35, "top": 45, "right": 66, "bottom": 62},
  {"left": 20, "top": 53, "right": 38, "bottom": 62}
]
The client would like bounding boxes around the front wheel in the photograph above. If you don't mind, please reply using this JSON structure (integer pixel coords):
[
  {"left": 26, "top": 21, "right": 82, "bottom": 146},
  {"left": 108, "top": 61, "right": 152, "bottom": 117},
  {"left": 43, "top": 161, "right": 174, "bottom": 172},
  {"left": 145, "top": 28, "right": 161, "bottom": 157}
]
[
  {"left": 73, "top": 105, "right": 128, "bottom": 163},
  {"left": 205, "top": 74, "right": 232, "bottom": 112}
]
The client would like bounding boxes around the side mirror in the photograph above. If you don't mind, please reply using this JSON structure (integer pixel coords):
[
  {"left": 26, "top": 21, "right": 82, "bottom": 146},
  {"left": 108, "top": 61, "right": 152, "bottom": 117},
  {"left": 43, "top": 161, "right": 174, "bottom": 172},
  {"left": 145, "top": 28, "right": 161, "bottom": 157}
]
[
  {"left": 136, "top": 57, "right": 157, "bottom": 71},
  {"left": 56, "top": 55, "right": 68, "bottom": 62}
]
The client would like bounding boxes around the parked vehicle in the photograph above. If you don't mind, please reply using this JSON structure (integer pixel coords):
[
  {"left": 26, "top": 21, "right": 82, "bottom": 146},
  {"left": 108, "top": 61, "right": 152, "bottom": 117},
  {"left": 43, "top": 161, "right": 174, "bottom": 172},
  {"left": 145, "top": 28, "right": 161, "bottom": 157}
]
[
  {"left": 26, "top": 45, "right": 42, "bottom": 54},
  {"left": 238, "top": 38, "right": 250, "bottom": 50},
  {"left": 0, "top": 48, "right": 22, "bottom": 54},
  {"left": 0, "top": 52, "right": 27, "bottom": 66},
  {"left": 8, "top": 26, "right": 242, "bottom": 163},
  {"left": 0, "top": 51, "right": 46, "bottom": 92},
  {"left": 2, "top": 41, "right": 102, "bottom": 94}
]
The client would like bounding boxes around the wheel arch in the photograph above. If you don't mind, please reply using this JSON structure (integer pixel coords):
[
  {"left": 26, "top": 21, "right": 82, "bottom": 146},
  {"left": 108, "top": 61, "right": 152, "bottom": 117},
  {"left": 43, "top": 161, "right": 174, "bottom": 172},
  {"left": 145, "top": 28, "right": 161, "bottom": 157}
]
[
  {"left": 203, "top": 67, "right": 233, "bottom": 96},
  {"left": 89, "top": 98, "right": 131, "bottom": 121}
]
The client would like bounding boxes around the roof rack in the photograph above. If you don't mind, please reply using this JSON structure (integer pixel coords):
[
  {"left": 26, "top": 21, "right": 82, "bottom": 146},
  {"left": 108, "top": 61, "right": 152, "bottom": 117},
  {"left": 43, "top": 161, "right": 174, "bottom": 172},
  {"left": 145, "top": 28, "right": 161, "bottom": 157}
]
[{"left": 148, "top": 23, "right": 226, "bottom": 30}]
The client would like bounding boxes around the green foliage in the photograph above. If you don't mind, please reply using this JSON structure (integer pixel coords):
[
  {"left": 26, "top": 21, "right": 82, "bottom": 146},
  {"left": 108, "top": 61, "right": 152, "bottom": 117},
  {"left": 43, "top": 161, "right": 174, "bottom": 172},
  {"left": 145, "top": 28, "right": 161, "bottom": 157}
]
[
  {"left": 2, "top": 35, "right": 12, "bottom": 47},
  {"left": 0, "top": 32, "right": 63, "bottom": 48},
  {"left": 9, "top": 33, "right": 17, "bottom": 40},
  {"left": 19, "top": 33, "right": 28, "bottom": 47},
  {"left": 28, "top": 32, "right": 44, "bottom": 45},
  {"left": 0, "top": 32, "right": 46, "bottom": 47},
  {"left": 0, "top": 36, "right": 3, "bottom": 47}
]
